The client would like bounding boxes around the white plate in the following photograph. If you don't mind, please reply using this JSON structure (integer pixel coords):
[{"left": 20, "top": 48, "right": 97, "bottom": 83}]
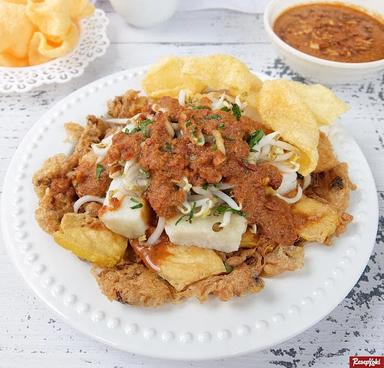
[
  {"left": 1, "top": 67, "right": 378, "bottom": 360},
  {"left": 0, "top": 9, "right": 109, "bottom": 93}
]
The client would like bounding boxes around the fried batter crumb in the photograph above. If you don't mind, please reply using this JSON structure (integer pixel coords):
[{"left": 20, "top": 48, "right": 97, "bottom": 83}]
[{"left": 96, "top": 263, "right": 173, "bottom": 307}]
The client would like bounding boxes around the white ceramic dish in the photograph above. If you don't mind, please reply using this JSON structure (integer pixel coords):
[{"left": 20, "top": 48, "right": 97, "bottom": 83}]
[
  {"left": 1, "top": 67, "right": 378, "bottom": 360},
  {"left": 264, "top": 0, "right": 384, "bottom": 84},
  {"left": 0, "top": 9, "right": 109, "bottom": 94}
]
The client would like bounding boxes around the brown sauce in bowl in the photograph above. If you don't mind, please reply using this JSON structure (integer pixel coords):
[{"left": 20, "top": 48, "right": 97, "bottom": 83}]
[{"left": 273, "top": 3, "right": 384, "bottom": 63}]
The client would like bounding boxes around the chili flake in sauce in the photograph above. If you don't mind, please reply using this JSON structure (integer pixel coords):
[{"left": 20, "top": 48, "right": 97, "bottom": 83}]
[{"left": 273, "top": 3, "right": 384, "bottom": 63}]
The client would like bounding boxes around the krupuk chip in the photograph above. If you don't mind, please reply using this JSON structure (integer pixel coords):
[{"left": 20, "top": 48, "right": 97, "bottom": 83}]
[{"left": 0, "top": 0, "right": 95, "bottom": 67}]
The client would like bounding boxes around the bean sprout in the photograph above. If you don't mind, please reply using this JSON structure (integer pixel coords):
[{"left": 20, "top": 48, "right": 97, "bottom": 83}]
[
  {"left": 144, "top": 217, "right": 166, "bottom": 246},
  {"left": 73, "top": 195, "right": 105, "bottom": 213}
]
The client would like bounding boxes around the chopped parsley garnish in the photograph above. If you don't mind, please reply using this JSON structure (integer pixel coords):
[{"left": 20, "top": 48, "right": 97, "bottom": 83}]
[
  {"left": 175, "top": 202, "right": 197, "bottom": 225},
  {"left": 248, "top": 129, "right": 265, "bottom": 150},
  {"left": 224, "top": 261, "right": 233, "bottom": 273},
  {"left": 185, "top": 119, "right": 192, "bottom": 127},
  {"left": 175, "top": 215, "right": 185, "bottom": 226},
  {"left": 95, "top": 164, "right": 104, "bottom": 180},
  {"left": 202, "top": 183, "right": 209, "bottom": 190},
  {"left": 204, "top": 114, "right": 221, "bottom": 120},
  {"left": 162, "top": 142, "right": 173, "bottom": 153},
  {"left": 188, "top": 202, "right": 197, "bottom": 223},
  {"left": 232, "top": 103, "right": 241, "bottom": 120},
  {"left": 221, "top": 106, "right": 231, "bottom": 112},
  {"left": 214, "top": 203, "right": 245, "bottom": 217},
  {"left": 218, "top": 122, "right": 225, "bottom": 129},
  {"left": 130, "top": 197, "right": 143, "bottom": 209},
  {"left": 139, "top": 118, "right": 153, "bottom": 137},
  {"left": 124, "top": 127, "right": 139, "bottom": 135},
  {"left": 192, "top": 105, "right": 210, "bottom": 110}
]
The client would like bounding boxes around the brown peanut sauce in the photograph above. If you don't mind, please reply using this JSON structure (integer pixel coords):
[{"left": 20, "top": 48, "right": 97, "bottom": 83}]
[
  {"left": 104, "top": 92, "right": 299, "bottom": 245},
  {"left": 130, "top": 236, "right": 172, "bottom": 272},
  {"left": 273, "top": 3, "right": 384, "bottom": 63}
]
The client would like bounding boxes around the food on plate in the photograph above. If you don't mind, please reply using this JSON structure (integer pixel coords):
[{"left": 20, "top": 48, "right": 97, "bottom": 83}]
[
  {"left": 33, "top": 55, "right": 355, "bottom": 307},
  {"left": 273, "top": 3, "right": 384, "bottom": 63},
  {"left": 0, "top": 0, "right": 94, "bottom": 67},
  {"left": 53, "top": 213, "right": 127, "bottom": 267}
]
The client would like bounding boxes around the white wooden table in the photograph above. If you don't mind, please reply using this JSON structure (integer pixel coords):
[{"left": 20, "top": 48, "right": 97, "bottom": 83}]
[{"left": 0, "top": 2, "right": 383, "bottom": 367}]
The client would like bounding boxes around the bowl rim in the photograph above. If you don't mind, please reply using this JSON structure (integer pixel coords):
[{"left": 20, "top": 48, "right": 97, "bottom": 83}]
[{"left": 264, "top": 0, "right": 384, "bottom": 70}]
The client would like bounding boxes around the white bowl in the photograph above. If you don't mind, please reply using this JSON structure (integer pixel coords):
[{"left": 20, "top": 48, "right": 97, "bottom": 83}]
[{"left": 264, "top": 0, "right": 384, "bottom": 84}]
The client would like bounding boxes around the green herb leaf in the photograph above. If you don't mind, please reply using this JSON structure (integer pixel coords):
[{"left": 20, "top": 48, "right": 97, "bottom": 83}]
[
  {"left": 130, "top": 203, "right": 143, "bottom": 210},
  {"left": 139, "top": 118, "right": 153, "bottom": 138},
  {"left": 218, "top": 123, "right": 225, "bottom": 129},
  {"left": 232, "top": 103, "right": 241, "bottom": 120},
  {"left": 202, "top": 183, "right": 209, "bottom": 190},
  {"left": 188, "top": 202, "right": 197, "bottom": 223},
  {"left": 139, "top": 118, "right": 152, "bottom": 129},
  {"left": 124, "top": 127, "right": 139, "bottom": 135},
  {"left": 175, "top": 202, "right": 197, "bottom": 226},
  {"left": 175, "top": 215, "right": 186, "bottom": 226},
  {"left": 221, "top": 106, "right": 230, "bottom": 112},
  {"left": 224, "top": 261, "right": 233, "bottom": 273},
  {"left": 130, "top": 197, "right": 139, "bottom": 203},
  {"left": 95, "top": 164, "right": 104, "bottom": 180},
  {"left": 185, "top": 119, "right": 192, "bottom": 127},
  {"left": 204, "top": 114, "right": 221, "bottom": 120},
  {"left": 214, "top": 203, "right": 245, "bottom": 217},
  {"left": 248, "top": 129, "right": 265, "bottom": 150}
]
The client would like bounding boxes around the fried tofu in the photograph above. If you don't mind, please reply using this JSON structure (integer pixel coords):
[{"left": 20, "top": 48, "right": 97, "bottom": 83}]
[
  {"left": 132, "top": 239, "right": 226, "bottom": 291},
  {"left": 292, "top": 195, "right": 338, "bottom": 243},
  {"left": 54, "top": 213, "right": 127, "bottom": 267},
  {"left": 158, "top": 243, "right": 226, "bottom": 291}
]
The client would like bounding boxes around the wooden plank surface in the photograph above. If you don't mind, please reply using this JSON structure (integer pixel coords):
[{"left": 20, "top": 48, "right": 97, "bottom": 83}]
[{"left": 0, "top": 5, "right": 383, "bottom": 368}]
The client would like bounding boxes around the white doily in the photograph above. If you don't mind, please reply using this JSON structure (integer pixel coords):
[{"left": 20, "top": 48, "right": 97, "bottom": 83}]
[{"left": 0, "top": 9, "right": 109, "bottom": 94}]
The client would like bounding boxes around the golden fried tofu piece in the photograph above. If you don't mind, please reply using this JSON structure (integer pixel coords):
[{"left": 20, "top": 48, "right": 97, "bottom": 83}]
[
  {"left": 240, "top": 231, "right": 259, "bottom": 248},
  {"left": 54, "top": 213, "right": 127, "bottom": 267},
  {"left": 292, "top": 195, "right": 338, "bottom": 243},
  {"left": 132, "top": 239, "right": 226, "bottom": 291},
  {"left": 159, "top": 244, "right": 226, "bottom": 291}
]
